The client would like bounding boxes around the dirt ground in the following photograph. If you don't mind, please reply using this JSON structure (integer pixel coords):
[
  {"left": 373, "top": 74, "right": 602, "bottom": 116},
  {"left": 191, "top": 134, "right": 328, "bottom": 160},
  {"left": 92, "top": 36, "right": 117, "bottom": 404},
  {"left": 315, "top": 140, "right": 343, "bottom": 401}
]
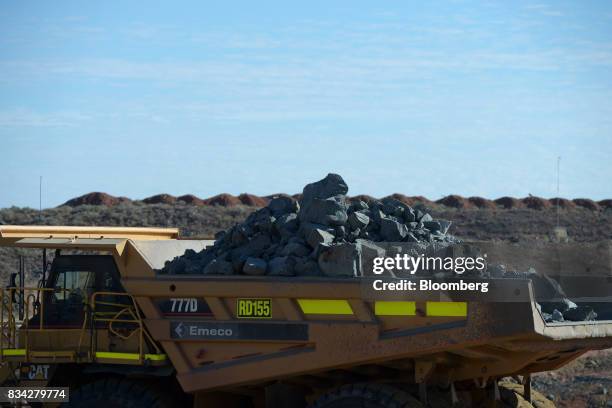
[{"left": 533, "top": 349, "right": 612, "bottom": 407}]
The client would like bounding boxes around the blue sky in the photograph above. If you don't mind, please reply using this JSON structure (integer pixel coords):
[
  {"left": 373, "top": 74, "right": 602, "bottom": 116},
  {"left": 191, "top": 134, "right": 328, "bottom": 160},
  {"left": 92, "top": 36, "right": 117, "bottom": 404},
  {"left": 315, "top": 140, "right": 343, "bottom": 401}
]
[{"left": 1, "top": 1, "right": 611, "bottom": 208}]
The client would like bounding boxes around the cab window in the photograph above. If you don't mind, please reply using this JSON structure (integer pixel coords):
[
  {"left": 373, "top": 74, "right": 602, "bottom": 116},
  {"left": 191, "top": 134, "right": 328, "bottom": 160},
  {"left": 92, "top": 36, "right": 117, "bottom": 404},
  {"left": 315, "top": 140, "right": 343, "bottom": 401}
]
[{"left": 53, "top": 270, "right": 95, "bottom": 301}]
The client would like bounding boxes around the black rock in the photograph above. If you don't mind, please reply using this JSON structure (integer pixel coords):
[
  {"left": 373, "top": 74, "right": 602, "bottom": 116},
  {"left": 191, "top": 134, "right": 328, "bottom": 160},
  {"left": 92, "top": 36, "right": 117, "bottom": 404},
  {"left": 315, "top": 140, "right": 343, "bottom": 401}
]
[
  {"left": 230, "top": 234, "right": 271, "bottom": 262},
  {"left": 287, "top": 236, "right": 304, "bottom": 244},
  {"left": 281, "top": 242, "right": 311, "bottom": 257},
  {"left": 160, "top": 173, "right": 461, "bottom": 277},
  {"left": 164, "top": 257, "right": 187, "bottom": 274},
  {"left": 334, "top": 225, "right": 346, "bottom": 239},
  {"left": 415, "top": 209, "right": 424, "bottom": 221},
  {"left": 438, "top": 220, "right": 452, "bottom": 234},
  {"left": 301, "top": 173, "right": 349, "bottom": 207},
  {"left": 304, "top": 226, "right": 335, "bottom": 249},
  {"left": 184, "top": 259, "right": 206, "bottom": 274},
  {"left": 356, "top": 239, "right": 386, "bottom": 277},
  {"left": 379, "top": 218, "right": 408, "bottom": 241},
  {"left": 551, "top": 309, "right": 564, "bottom": 322},
  {"left": 402, "top": 207, "right": 416, "bottom": 223},
  {"left": 299, "top": 196, "right": 348, "bottom": 226},
  {"left": 245, "top": 208, "right": 275, "bottom": 234},
  {"left": 350, "top": 200, "right": 369, "bottom": 212},
  {"left": 318, "top": 243, "right": 360, "bottom": 277},
  {"left": 381, "top": 198, "right": 405, "bottom": 217},
  {"left": 563, "top": 306, "right": 597, "bottom": 321},
  {"left": 269, "top": 196, "right": 299, "bottom": 216},
  {"left": 348, "top": 228, "right": 361, "bottom": 241},
  {"left": 231, "top": 257, "right": 246, "bottom": 273},
  {"left": 274, "top": 213, "right": 299, "bottom": 237},
  {"left": 230, "top": 226, "right": 249, "bottom": 245},
  {"left": 420, "top": 213, "right": 433, "bottom": 223},
  {"left": 405, "top": 232, "right": 419, "bottom": 243},
  {"left": 370, "top": 209, "right": 385, "bottom": 225},
  {"left": 423, "top": 221, "right": 441, "bottom": 232},
  {"left": 348, "top": 211, "right": 370, "bottom": 230},
  {"left": 268, "top": 256, "right": 296, "bottom": 276},
  {"left": 243, "top": 257, "right": 267, "bottom": 276},
  {"left": 203, "top": 259, "right": 233, "bottom": 275},
  {"left": 295, "top": 259, "right": 323, "bottom": 276}
]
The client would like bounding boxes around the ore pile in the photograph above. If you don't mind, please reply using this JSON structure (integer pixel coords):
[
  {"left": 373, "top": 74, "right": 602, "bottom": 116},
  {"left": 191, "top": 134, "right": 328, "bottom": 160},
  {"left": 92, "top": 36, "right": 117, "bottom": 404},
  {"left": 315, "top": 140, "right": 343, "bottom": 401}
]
[
  {"left": 161, "top": 173, "right": 459, "bottom": 277},
  {"left": 490, "top": 265, "right": 599, "bottom": 322}
]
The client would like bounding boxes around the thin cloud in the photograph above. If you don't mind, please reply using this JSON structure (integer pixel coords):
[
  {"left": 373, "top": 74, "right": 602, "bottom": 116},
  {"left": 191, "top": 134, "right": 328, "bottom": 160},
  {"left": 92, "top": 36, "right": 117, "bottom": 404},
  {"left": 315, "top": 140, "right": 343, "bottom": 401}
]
[{"left": 0, "top": 109, "right": 92, "bottom": 127}]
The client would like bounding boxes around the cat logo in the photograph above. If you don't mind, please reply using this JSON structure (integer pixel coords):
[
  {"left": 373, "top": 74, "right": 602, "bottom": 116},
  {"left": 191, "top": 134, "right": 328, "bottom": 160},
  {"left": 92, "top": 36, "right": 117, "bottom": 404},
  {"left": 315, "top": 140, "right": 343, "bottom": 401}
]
[
  {"left": 23, "top": 364, "right": 50, "bottom": 380},
  {"left": 237, "top": 298, "right": 272, "bottom": 319}
]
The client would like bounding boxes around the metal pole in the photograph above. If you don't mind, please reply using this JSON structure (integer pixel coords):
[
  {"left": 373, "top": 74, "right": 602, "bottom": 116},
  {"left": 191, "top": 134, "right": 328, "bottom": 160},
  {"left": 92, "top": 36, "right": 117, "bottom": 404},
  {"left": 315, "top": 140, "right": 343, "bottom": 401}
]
[
  {"left": 556, "top": 157, "right": 560, "bottom": 227},
  {"left": 39, "top": 176, "right": 42, "bottom": 223},
  {"left": 524, "top": 374, "right": 532, "bottom": 403},
  {"left": 42, "top": 249, "right": 47, "bottom": 287}
]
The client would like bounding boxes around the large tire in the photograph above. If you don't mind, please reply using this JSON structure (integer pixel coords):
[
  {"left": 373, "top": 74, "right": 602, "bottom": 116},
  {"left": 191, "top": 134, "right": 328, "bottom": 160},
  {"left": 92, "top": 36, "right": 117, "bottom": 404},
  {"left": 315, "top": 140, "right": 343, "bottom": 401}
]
[
  {"left": 62, "top": 378, "right": 173, "bottom": 408},
  {"left": 499, "top": 381, "right": 556, "bottom": 408},
  {"left": 309, "top": 383, "right": 424, "bottom": 408}
]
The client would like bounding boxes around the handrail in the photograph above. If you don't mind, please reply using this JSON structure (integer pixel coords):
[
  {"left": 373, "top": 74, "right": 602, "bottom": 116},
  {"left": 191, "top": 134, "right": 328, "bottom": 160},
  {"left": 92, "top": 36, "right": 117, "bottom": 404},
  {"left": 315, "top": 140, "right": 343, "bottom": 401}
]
[
  {"left": 0, "top": 286, "right": 73, "bottom": 360},
  {"left": 90, "top": 291, "right": 160, "bottom": 363},
  {"left": 0, "top": 287, "right": 161, "bottom": 365}
]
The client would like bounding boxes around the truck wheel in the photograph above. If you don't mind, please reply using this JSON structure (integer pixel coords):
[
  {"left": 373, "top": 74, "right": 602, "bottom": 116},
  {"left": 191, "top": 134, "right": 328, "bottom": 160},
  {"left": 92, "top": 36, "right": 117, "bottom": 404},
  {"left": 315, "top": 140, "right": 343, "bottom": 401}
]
[
  {"left": 309, "top": 383, "right": 424, "bottom": 408},
  {"left": 62, "top": 378, "right": 172, "bottom": 408},
  {"left": 499, "top": 381, "right": 556, "bottom": 408}
]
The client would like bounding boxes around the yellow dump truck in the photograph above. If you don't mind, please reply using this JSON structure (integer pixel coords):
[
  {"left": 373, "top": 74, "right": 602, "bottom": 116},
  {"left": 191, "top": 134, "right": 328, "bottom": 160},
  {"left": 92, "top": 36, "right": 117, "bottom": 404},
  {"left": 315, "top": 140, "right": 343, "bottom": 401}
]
[{"left": 0, "top": 225, "right": 611, "bottom": 407}]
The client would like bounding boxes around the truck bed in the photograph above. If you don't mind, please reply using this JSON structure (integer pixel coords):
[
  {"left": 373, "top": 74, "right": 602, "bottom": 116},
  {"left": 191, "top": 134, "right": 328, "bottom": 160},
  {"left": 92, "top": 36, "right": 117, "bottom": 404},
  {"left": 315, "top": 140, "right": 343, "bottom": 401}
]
[{"left": 125, "top": 272, "right": 612, "bottom": 394}]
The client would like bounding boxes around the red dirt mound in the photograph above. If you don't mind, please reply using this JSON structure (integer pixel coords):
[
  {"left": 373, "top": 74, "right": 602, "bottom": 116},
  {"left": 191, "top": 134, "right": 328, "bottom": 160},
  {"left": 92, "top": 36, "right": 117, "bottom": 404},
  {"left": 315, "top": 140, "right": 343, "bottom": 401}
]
[
  {"left": 62, "top": 192, "right": 131, "bottom": 207},
  {"left": 142, "top": 194, "right": 177, "bottom": 205},
  {"left": 521, "top": 196, "right": 552, "bottom": 210},
  {"left": 382, "top": 194, "right": 435, "bottom": 207},
  {"left": 572, "top": 198, "right": 600, "bottom": 211},
  {"left": 549, "top": 198, "right": 576, "bottom": 209},
  {"left": 494, "top": 197, "right": 524, "bottom": 209},
  {"left": 385, "top": 193, "right": 413, "bottom": 205},
  {"left": 177, "top": 194, "right": 204, "bottom": 205},
  {"left": 468, "top": 196, "right": 496, "bottom": 209},
  {"left": 436, "top": 195, "right": 475, "bottom": 209},
  {"left": 408, "top": 196, "right": 435, "bottom": 206},
  {"left": 238, "top": 193, "right": 268, "bottom": 207},
  {"left": 203, "top": 194, "right": 242, "bottom": 207},
  {"left": 598, "top": 199, "right": 612, "bottom": 209}
]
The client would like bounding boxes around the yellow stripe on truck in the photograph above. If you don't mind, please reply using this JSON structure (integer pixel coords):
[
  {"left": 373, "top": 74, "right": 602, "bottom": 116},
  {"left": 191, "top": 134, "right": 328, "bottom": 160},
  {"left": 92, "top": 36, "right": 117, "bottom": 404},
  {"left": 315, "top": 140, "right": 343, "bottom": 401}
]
[
  {"left": 297, "top": 299, "right": 353, "bottom": 315},
  {"left": 374, "top": 301, "right": 416, "bottom": 316},
  {"left": 1, "top": 348, "right": 26, "bottom": 356},
  {"left": 426, "top": 301, "right": 467, "bottom": 317},
  {"left": 95, "top": 352, "right": 167, "bottom": 361}
]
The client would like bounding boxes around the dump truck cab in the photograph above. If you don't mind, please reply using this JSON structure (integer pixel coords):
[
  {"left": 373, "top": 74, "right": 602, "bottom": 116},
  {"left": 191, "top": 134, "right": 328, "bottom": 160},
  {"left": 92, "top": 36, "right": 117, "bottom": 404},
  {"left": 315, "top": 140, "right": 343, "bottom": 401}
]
[
  {"left": 0, "top": 225, "right": 611, "bottom": 408},
  {"left": 0, "top": 226, "right": 189, "bottom": 403},
  {"left": 34, "top": 254, "right": 121, "bottom": 327}
]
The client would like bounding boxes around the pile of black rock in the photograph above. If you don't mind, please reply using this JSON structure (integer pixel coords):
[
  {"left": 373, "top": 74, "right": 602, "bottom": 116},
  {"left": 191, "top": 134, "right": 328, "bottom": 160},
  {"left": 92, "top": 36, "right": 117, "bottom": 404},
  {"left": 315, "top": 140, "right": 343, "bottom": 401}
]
[
  {"left": 161, "top": 173, "right": 458, "bottom": 277},
  {"left": 159, "top": 173, "right": 598, "bottom": 322}
]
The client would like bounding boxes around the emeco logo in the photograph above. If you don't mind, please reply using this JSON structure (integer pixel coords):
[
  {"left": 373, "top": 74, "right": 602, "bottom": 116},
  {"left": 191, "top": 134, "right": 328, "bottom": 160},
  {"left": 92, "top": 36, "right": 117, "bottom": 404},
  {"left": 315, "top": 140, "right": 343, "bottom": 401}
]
[{"left": 190, "top": 326, "right": 233, "bottom": 337}]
